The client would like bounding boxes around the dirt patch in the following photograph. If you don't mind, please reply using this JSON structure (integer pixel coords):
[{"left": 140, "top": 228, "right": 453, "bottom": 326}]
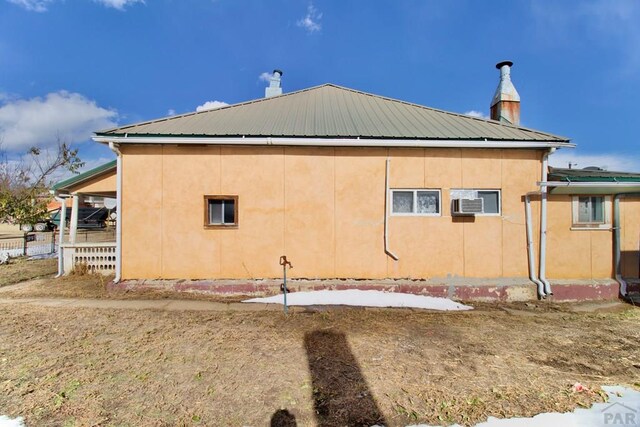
[
  {"left": 0, "top": 301, "right": 638, "bottom": 426},
  {"left": 0, "top": 257, "right": 57, "bottom": 288}
]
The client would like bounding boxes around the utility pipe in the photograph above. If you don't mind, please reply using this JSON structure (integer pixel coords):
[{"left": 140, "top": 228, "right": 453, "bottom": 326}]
[
  {"left": 108, "top": 142, "right": 122, "bottom": 283},
  {"left": 93, "top": 135, "right": 574, "bottom": 150},
  {"left": 384, "top": 158, "right": 399, "bottom": 261},
  {"left": 54, "top": 195, "right": 67, "bottom": 277},
  {"left": 613, "top": 192, "right": 640, "bottom": 297},
  {"left": 538, "top": 148, "right": 556, "bottom": 296},
  {"left": 525, "top": 192, "right": 545, "bottom": 298}
]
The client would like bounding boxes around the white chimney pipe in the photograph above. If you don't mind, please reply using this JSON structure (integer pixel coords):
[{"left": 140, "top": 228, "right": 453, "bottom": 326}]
[{"left": 265, "top": 69, "right": 283, "bottom": 98}]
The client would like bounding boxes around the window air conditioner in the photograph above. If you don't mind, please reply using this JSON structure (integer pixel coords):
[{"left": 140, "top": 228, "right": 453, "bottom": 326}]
[{"left": 452, "top": 198, "right": 483, "bottom": 215}]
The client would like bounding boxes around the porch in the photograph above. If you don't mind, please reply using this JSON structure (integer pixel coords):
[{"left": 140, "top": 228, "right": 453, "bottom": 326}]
[{"left": 51, "top": 160, "right": 117, "bottom": 275}]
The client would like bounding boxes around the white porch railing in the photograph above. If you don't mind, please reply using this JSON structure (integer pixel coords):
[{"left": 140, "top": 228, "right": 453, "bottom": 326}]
[{"left": 61, "top": 242, "right": 116, "bottom": 275}]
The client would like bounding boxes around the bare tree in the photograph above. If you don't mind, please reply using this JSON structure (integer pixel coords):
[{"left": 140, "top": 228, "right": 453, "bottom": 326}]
[{"left": 0, "top": 138, "right": 84, "bottom": 228}]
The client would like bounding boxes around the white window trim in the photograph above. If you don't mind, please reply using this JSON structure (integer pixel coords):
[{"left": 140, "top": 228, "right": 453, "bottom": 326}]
[
  {"left": 390, "top": 189, "right": 442, "bottom": 217},
  {"left": 450, "top": 189, "right": 502, "bottom": 216},
  {"left": 571, "top": 195, "right": 612, "bottom": 230}
]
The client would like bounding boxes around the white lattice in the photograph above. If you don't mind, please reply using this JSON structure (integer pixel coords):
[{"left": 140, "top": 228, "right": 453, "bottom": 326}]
[{"left": 71, "top": 243, "right": 116, "bottom": 274}]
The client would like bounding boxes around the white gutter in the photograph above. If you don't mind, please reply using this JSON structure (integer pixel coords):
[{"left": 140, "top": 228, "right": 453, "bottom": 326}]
[
  {"left": 384, "top": 159, "right": 399, "bottom": 261},
  {"left": 108, "top": 142, "right": 122, "bottom": 283},
  {"left": 54, "top": 195, "right": 67, "bottom": 277},
  {"left": 539, "top": 181, "right": 640, "bottom": 188},
  {"left": 93, "top": 135, "right": 574, "bottom": 149},
  {"left": 538, "top": 148, "right": 556, "bottom": 296},
  {"left": 524, "top": 192, "right": 545, "bottom": 298}
]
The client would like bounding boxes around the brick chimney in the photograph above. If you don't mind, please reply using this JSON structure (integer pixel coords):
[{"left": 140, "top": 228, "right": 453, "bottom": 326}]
[{"left": 490, "top": 61, "right": 520, "bottom": 125}]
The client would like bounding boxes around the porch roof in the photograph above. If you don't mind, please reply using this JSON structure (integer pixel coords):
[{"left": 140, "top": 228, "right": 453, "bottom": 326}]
[{"left": 51, "top": 160, "right": 117, "bottom": 197}]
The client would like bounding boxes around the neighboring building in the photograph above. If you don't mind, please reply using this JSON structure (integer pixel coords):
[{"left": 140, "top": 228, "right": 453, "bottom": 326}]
[{"left": 59, "top": 62, "right": 636, "bottom": 301}]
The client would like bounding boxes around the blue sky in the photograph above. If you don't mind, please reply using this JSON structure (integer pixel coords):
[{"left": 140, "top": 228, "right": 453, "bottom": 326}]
[{"left": 1, "top": 0, "right": 638, "bottom": 173}]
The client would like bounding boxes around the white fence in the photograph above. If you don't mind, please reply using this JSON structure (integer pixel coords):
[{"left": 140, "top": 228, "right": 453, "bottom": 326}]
[{"left": 0, "top": 233, "right": 57, "bottom": 258}]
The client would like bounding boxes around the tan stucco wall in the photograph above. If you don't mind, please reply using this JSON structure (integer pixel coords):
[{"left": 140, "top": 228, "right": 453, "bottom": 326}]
[
  {"left": 67, "top": 170, "right": 117, "bottom": 195},
  {"left": 121, "top": 145, "right": 548, "bottom": 280},
  {"left": 546, "top": 195, "right": 640, "bottom": 280},
  {"left": 621, "top": 197, "right": 640, "bottom": 278}
]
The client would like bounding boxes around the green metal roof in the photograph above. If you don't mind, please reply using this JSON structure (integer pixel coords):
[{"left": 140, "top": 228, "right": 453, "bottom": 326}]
[
  {"left": 51, "top": 160, "right": 116, "bottom": 192},
  {"left": 96, "top": 84, "right": 570, "bottom": 143},
  {"left": 548, "top": 167, "right": 640, "bottom": 183}
]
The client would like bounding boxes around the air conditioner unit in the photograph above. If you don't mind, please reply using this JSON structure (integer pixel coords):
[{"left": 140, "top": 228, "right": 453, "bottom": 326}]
[{"left": 452, "top": 198, "right": 483, "bottom": 215}]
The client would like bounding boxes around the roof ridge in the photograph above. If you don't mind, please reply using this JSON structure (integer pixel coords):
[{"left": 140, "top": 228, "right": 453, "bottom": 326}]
[{"left": 96, "top": 84, "right": 335, "bottom": 134}]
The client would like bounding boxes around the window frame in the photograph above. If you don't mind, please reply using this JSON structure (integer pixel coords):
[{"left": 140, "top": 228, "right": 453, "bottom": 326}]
[
  {"left": 204, "top": 195, "right": 239, "bottom": 229},
  {"left": 450, "top": 189, "right": 502, "bottom": 216},
  {"left": 571, "top": 195, "right": 611, "bottom": 230},
  {"left": 390, "top": 189, "right": 442, "bottom": 217}
]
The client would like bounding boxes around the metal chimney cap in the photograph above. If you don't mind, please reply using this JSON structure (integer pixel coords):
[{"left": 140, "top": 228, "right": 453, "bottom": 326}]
[
  {"left": 495, "top": 61, "right": 513, "bottom": 69},
  {"left": 273, "top": 69, "right": 283, "bottom": 76}
]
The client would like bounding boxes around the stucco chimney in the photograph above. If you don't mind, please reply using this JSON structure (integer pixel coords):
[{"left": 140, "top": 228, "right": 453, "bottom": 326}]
[
  {"left": 265, "top": 69, "right": 283, "bottom": 98},
  {"left": 490, "top": 61, "right": 520, "bottom": 125}
]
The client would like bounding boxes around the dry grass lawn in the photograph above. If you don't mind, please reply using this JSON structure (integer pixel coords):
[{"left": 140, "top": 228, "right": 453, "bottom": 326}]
[
  {"left": 0, "top": 257, "right": 57, "bottom": 288},
  {"left": 0, "top": 279, "right": 638, "bottom": 426}
]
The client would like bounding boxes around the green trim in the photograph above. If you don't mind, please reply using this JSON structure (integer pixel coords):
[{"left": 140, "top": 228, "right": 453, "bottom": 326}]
[
  {"left": 52, "top": 160, "right": 117, "bottom": 192},
  {"left": 548, "top": 167, "right": 640, "bottom": 183}
]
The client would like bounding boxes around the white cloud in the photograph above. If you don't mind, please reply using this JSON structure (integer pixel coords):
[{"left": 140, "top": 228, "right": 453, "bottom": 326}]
[
  {"left": 549, "top": 150, "right": 640, "bottom": 173},
  {"left": 464, "top": 110, "right": 489, "bottom": 120},
  {"left": 167, "top": 109, "right": 176, "bottom": 116},
  {"left": 6, "top": 0, "right": 52, "bottom": 12},
  {"left": 93, "top": 0, "right": 144, "bottom": 10},
  {"left": 0, "top": 91, "right": 118, "bottom": 153},
  {"left": 258, "top": 72, "right": 272, "bottom": 82},
  {"left": 297, "top": 3, "right": 322, "bottom": 34},
  {"left": 195, "top": 100, "right": 229, "bottom": 112}
]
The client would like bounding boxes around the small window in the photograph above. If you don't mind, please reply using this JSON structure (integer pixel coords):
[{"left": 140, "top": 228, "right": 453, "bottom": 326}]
[
  {"left": 572, "top": 196, "right": 610, "bottom": 229},
  {"left": 391, "top": 189, "right": 440, "bottom": 216},
  {"left": 477, "top": 190, "right": 500, "bottom": 215},
  {"left": 204, "top": 196, "right": 238, "bottom": 228}
]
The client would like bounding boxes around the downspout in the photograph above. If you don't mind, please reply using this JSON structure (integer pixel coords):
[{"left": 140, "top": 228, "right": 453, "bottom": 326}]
[
  {"left": 614, "top": 193, "right": 640, "bottom": 297},
  {"left": 384, "top": 158, "right": 399, "bottom": 261},
  {"left": 108, "top": 142, "right": 122, "bottom": 282},
  {"left": 539, "top": 148, "right": 556, "bottom": 296},
  {"left": 525, "top": 192, "right": 545, "bottom": 298},
  {"left": 54, "top": 194, "right": 67, "bottom": 277}
]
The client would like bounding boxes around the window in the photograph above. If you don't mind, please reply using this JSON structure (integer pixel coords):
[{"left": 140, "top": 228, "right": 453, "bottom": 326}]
[
  {"left": 391, "top": 189, "right": 441, "bottom": 216},
  {"left": 204, "top": 196, "right": 238, "bottom": 228},
  {"left": 572, "top": 196, "right": 611, "bottom": 229},
  {"left": 450, "top": 189, "right": 501, "bottom": 215},
  {"left": 477, "top": 190, "right": 500, "bottom": 215}
]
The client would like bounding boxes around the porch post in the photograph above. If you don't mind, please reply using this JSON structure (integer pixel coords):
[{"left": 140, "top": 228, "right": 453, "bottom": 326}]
[
  {"left": 69, "top": 194, "right": 79, "bottom": 244},
  {"left": 56, "top": 197, "right": 67, "bottom": 276}
]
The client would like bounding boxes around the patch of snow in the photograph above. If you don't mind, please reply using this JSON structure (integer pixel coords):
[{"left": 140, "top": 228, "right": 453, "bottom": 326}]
[
  {"left": 28, "top": 252, "right": 57, "bottom": 260},
  {"left": 243, "top": 289, "right": 472, "bottom": 311},
  {"left": 0, "top": 415, "right": 25, "bottom": 427},
  {"left": 408, "top": 385, "right": 640, "bottom": 426}
]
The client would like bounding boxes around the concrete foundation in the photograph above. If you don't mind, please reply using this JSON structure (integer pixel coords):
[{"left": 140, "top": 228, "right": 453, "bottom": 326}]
[{"left": 108, "top": 278, "right": 636, "bottom": 302}]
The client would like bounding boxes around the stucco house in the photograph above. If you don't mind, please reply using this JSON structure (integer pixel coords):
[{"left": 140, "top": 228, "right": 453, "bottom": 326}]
[{"left": 54, "top": 62, "right": 639, "bottom": 301}]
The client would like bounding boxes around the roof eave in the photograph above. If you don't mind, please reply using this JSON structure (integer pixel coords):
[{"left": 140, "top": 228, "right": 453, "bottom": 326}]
[{"left": 93, "top": 135, "right": 573, "bottom": 149}]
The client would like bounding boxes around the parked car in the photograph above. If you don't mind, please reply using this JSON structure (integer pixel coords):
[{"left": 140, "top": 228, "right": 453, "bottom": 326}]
[
  {"left": 50, "top": 207, "right": 110, "bottom": 229},
  {"left": 20, "top": 220, "right": 55, "bottom": 232}
]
